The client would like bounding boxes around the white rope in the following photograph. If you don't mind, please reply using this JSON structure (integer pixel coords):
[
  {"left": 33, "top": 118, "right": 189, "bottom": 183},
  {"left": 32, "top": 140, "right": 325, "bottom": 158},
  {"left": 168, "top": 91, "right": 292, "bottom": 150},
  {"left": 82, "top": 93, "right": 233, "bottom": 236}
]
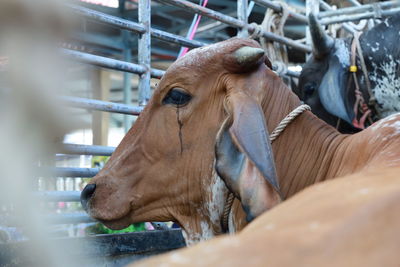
[
  {"left": 269, "top": 104, "right": 311, "bottom": 142},
  {"left": 248, "top": 22, "right": 263, "bottom": 39}
]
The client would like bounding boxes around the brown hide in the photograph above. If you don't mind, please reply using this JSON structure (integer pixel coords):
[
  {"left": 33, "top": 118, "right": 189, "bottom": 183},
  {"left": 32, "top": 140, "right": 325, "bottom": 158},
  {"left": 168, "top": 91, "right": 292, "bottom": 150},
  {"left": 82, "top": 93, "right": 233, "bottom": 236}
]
[
  {"left": 131, "top": 166, "right": 400, "bottom": 267},
  {"left": 84, "top": 38, "right": 400, "bottom": 244}
]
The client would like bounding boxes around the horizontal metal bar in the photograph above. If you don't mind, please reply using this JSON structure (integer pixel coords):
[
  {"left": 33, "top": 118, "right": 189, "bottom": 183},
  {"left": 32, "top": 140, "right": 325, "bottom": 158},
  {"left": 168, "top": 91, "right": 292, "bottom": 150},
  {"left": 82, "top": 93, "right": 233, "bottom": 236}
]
[
  {"left": 45, "top": 212, "right": 96, "bottom": 224},
  {"left": 40, "top": 167, "right": 100, "bottom": 178},
  {"left": 150, "top": 68, "right": 165, "bottom": 79},
  {"left": 319, "top": 0, "right": 356, "bottom": 34},
  {"left": 1, "top": 213, "right": 95, "bottom": 226},
  {"left": 321, "top": 7, "right": 400, "bottom": 25},
  {"left": 252, "top": 0, "right": 307, "bottom": 23},
  {"left": 150, "top": 28, "right": 206, "bottom": 48},
  {"left": 286, "top": 70, "right": 300, "bottom": 78},
  {"left": 54, "top": 167, "right": 99, "bottom": 177},
  {"left": 271, "top": 64, "right": 300, "bottom": 78},
  {"left": 63, "top": 48, "right": 144, "bottom": 74},
  {"left": 319, "top": 1, "right": 399, "bottom": 18},
  {"left": 67, "top": 4, "right": 146, "bottom": 33},
  {"left": 60, "top": 143, "right": 115, "bottom": 156},
  {"left": 34, "top": 191, "right": 81, "bottom": 202},
  {"left": 157, "top": 0, "right": 312, "bottom": 53},
  {"left": 68, "top": 4, "right": 205, "bottom": 49},
  {"left": 60, "top": 96, "right": 143, "bottom": 115},
  {"left": 64, "top": 49, "right": 166, "bottom": 79}
]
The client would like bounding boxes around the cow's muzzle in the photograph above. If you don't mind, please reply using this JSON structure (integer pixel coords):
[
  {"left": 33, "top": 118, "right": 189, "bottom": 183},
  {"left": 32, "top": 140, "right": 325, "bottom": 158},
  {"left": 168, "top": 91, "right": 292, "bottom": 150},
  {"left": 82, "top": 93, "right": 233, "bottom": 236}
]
[{"left": 80, "top": 183, "right": 96, "bottom": 211}]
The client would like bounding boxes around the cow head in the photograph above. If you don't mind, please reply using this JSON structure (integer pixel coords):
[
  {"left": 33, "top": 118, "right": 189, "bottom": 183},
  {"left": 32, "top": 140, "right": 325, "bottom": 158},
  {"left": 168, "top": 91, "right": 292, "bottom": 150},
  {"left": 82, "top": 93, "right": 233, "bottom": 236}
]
[
  {"left": 298, "top": 14, "right": 356, "bottom": 129},
  {"left": 80, "top": 38, "right": 281, "bottom": 244}
]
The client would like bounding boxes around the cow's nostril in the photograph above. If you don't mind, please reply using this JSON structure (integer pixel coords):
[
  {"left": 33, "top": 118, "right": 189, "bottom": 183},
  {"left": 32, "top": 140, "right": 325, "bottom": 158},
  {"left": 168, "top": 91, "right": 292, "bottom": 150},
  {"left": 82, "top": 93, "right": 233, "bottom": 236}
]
[{"left": 81, "top": 184, "right": 96, "bottom": 211}]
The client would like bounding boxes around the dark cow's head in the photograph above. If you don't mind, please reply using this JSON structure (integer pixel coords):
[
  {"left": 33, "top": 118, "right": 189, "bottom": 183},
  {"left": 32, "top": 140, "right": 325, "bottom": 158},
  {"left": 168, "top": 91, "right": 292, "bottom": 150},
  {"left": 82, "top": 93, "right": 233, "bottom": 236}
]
[
  {"left": 298, "top": 13, "right": 400, "bottom": 133},
  {"left": 297, "top": 14, "right": 356, "bottom": 132},
  {"left": 80, "top": 38, "right": 281, "bottom": 244}
]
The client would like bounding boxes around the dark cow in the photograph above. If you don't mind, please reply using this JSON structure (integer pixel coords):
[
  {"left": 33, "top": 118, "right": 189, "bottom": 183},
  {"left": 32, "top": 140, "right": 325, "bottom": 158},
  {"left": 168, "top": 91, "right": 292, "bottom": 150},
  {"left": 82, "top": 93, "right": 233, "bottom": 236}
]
[{"left": 297, "top": 13, "right": 400, "bottom": 133}]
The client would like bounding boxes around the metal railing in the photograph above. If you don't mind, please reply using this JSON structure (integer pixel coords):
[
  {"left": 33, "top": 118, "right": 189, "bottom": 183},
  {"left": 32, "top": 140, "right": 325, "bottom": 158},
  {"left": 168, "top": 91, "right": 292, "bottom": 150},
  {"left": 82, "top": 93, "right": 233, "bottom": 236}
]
[{"left": 157, "top": 0, "right": 312, "bottom": 53}]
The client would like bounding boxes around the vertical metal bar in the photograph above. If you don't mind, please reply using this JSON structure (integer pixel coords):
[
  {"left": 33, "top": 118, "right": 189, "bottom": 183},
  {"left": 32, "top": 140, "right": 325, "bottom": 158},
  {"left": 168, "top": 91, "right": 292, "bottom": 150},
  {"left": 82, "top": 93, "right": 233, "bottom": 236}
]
[
  {"left": 306, "top": 0, "right": 319, "bottom": 59},
  {"left": 237, "top": 0, "right": 248, "bottom": 37},
  {"left": 138, "top": 0, "right": 151, "bottom": 106},
  {"left": 123, "top": 31, "right": 133, "bottom": 132}
]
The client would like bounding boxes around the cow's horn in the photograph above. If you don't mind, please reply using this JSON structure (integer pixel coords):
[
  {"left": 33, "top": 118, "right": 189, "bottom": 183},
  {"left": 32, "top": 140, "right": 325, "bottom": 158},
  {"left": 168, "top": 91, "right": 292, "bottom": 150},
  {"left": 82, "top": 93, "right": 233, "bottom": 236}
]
[
  {"left": 309, "top": 13, "right": 334, "bottom": 58},
  {"left": 234, "top": 46, "right": 265, "bottom": 67}
]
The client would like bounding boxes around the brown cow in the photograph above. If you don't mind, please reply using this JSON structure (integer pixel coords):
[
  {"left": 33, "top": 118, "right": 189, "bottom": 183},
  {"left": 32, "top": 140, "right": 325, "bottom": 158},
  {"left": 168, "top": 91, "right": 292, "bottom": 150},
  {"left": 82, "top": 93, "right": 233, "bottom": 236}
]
[
  {"left": 130, "top": 166, "right": 400, "bottom": 267},
  {"left": 81, "top": 38, "right": 400, "bottom": 244}
]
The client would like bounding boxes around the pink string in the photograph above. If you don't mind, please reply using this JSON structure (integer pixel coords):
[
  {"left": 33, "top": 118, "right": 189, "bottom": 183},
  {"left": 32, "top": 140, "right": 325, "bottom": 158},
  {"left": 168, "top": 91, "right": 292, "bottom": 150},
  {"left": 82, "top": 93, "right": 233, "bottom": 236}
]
[{"left": 179, "top": 0, "right": 208, "bottom": 58}]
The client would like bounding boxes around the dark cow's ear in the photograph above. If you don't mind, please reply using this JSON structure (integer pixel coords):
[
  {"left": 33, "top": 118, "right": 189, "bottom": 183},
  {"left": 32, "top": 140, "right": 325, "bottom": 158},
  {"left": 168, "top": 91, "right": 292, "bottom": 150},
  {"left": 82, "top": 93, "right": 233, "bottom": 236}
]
[
  {"left": 309, "top": 13, "right": 334, "bottom": 59},
  {"left": 223, "top": 46, "right": 268, "bottom": 73},
  {"left": 215, "top": 92, "right": 281, "bottom": 222}
]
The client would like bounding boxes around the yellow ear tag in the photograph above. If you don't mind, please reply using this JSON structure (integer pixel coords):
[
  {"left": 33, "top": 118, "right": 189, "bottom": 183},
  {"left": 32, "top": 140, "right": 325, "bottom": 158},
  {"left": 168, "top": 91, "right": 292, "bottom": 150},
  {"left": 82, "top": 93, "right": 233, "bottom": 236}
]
[{"left": 349, "top": 65, "right": 357, "bottom": 72}]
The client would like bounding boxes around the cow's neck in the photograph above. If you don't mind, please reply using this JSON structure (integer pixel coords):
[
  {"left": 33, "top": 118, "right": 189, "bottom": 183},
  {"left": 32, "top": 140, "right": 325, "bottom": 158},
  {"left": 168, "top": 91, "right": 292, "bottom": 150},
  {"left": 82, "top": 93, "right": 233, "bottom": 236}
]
[
  {"left": 263, "top": 75, "right": 347, "bottom": 198},
  {"left": 176, "top": 165, "right": 229, "bottom": 245}
]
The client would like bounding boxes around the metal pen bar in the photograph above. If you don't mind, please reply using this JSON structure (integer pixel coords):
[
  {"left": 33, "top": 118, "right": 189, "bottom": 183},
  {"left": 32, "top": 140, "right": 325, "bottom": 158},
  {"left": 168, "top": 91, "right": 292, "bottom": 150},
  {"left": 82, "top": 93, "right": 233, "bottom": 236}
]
[
  {"left": 138, "top": 0, "right": 152, "bottom": 106},
  {"left": 319, "top": 0, "right": 332, "bottom": 11},
  {"left": 63, "top": 49, "right": 165, "bottom": 78},
  {"left": 123, "top": 32, "right": 134, "bottom": 132},
  {"left": 68, "top": 4, "right": 205, "bottom": 48},
  {"left": 252, "top": 0, "right": 308, "bottom": 23},
  {"left": 63, "top": 49, "right": 145, "bottom": 74},
  {"left": 271, "top": 65, "right": 300, "bottom": 78},
  {"left": 157, "top": 0, "right": 312, "bottom": 53},
  {"left": 151, "top": 28, "right": 205, "bottom": 48},
  {"left": 237, "top": 0, "right": 248, "bottom": 37},
  {"left": 34, "top": 191, "right": 81, "bottom": 202},
  {"left": 60, "top": 143, "right": 115, "bottom": 156},
  {"left": 319, "top": 1, "right": 399, "bottom": 18},
  {"left": 319, "top": 0, "right": 355, "bottom": 34},
  {"left": 60, "top": 96, "right": 143, "bottom": 115},
  {"left": 346, "top": 0, "right": 361, "bottom": 6},
  {"left": 0, "top": 213, "right": 95, "bottom": 226},
  {"left": 321, "top": 7, "right": 400, "bottom": 25},
  {"left": 45, "top": 213, "right": 96, "bottom": 224},
  {"left": 67, "top": 4, "right": 146, "bottom": 33},
  {"left": 285, "top": 69, "right": 300, "bottom": 78},
  {"left": 150, "top": 68, "right": 165, "bottom": 79},
  {"left": 45, "top": 167, "right": 100, "bottom": 178}
]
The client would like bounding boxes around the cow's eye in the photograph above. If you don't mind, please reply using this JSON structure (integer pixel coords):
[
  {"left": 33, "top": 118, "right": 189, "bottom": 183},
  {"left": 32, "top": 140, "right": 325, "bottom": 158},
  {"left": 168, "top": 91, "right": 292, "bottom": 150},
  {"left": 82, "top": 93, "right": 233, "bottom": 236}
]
[
  {"left": 162, "top": 88, "right": 192, "bottom": 107},
  {"left": 304, "top": 82, "right": 317, "bottom": 95}
]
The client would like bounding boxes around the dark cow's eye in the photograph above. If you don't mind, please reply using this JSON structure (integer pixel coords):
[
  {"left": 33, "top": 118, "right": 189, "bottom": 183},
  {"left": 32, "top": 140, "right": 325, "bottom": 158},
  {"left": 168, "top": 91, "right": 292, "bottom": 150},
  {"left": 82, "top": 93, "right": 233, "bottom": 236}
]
[
  {"left": 162, "top": 88, "right": 192, "bottom": 107},
  {"left": 304, "top": 82, "right": 317, "bottom": 95}
]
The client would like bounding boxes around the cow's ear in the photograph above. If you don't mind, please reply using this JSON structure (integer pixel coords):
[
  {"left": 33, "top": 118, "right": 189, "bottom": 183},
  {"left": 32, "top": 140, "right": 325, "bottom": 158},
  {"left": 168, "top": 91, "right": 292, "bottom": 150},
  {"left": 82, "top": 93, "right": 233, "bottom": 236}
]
[
  {"left": 215, "top": 92, "right": 281, "bottom": 222},
  {"left": 223, "top": 46, "right": 271, "bottom": 73}
]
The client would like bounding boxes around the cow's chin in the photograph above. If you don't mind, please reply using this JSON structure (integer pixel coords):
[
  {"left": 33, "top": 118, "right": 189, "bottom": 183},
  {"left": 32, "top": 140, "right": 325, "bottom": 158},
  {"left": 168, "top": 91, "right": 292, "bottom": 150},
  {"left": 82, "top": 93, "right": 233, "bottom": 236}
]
[
  {"left": 87, "top": 203, "right": 133, "bottom": 230},
  {"left": 98, "top": 216, "right": 132, "bottom": 230}
]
